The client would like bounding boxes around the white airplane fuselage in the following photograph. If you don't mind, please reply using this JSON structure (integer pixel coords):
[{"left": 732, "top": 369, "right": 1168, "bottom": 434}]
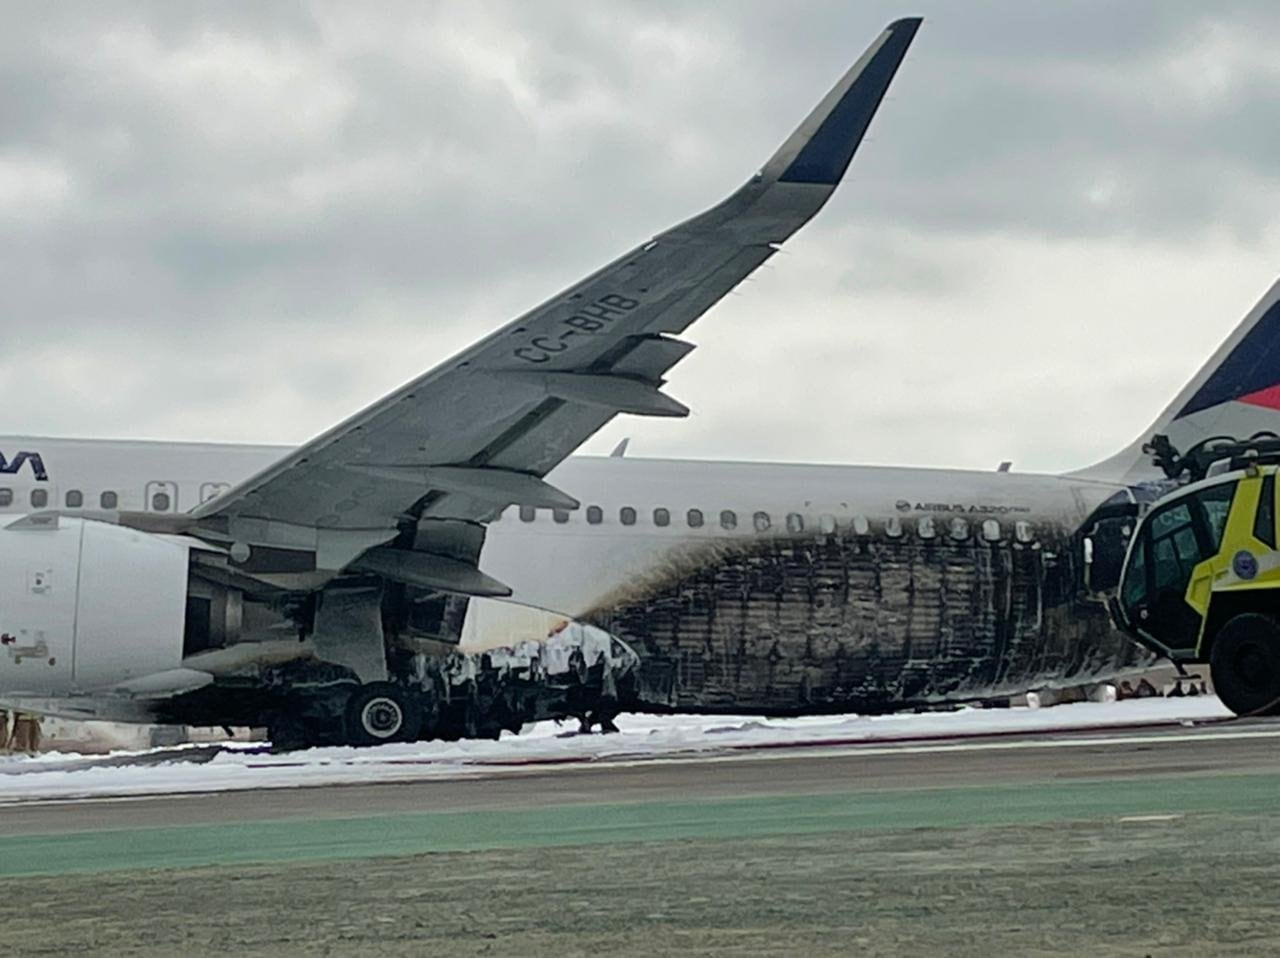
[{"left": 0, "top": 435, "right": 1150, "bottom": 716}]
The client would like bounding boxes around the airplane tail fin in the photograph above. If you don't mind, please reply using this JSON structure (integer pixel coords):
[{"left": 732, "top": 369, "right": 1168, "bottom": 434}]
[{"left": 1076, "top": 276, "right": 1280, "bottom": 483}]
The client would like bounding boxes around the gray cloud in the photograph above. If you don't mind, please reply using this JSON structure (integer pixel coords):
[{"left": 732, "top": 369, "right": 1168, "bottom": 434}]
[{"left": 2, "top": 1, "right": 1280, "bottom": 474}]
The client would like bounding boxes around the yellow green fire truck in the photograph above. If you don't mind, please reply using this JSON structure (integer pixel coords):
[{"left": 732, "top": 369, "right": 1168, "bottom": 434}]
[{"left": 1113, "top": 440, "right": 1280, "bottom": 715}]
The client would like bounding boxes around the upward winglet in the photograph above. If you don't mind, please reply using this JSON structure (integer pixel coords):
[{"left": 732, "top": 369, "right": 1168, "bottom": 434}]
[
  {"left": 763, "top": 17, "right": 922, "bottom": 187},
  {"left": 672, "top": 17, "right": 922, "bottom": 245}
]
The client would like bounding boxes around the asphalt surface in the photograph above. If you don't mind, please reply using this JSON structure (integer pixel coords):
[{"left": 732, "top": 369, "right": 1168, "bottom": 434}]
[
  {"left": 5, "top": 721, "right": 1280, "bottom": 956},
  {"left": 2, "top": 720, "right": 1279, "bottom": 847}
]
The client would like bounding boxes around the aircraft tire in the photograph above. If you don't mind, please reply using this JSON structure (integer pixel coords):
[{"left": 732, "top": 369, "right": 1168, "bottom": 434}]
[
  {"left": 1210, "top": 613, "right": 1280, "bottom": 716},
  {"left": 344, "top": 682, "right": 423, "bottom": 747}
]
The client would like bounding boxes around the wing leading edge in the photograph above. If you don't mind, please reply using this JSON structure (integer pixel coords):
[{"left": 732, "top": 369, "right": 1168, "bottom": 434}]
[{"left": 191, "top": 18, "right": 923, "bottom": 586}]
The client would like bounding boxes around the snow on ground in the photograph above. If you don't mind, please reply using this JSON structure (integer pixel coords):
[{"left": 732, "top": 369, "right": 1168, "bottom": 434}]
[{"left": 0, "top": 697, "right": 1232, "bottom": 803}]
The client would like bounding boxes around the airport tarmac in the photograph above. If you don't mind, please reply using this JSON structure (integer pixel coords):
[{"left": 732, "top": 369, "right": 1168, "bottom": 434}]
[{"left": 3, "top": 719, "right": 1280, "bottom": 956}]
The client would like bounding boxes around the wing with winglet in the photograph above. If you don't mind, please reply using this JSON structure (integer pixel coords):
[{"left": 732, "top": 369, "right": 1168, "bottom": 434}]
[{"left": 189, "top": 18, "right": 924, "bottom": 593}]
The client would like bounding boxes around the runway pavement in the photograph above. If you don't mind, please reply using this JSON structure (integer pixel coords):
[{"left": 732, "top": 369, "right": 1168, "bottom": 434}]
[
  {"left": 5, "top": 720, "right": 1280, "bottom": 956},
  {"left": 3, "top": 718, "right": 1279, "bottom": 872}
]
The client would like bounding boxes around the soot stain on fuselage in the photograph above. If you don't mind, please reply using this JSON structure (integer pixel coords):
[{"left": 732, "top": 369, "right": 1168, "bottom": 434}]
[{"left": 581, "top": 521, "right": 1152, "bottom": 714}]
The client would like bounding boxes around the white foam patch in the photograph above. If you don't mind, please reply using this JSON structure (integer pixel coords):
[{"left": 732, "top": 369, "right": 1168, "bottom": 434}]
[{"left": 0, "top": 697, "right": 1231, "bottom": 803}]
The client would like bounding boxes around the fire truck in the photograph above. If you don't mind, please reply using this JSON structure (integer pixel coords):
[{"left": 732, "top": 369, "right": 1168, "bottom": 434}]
[{"left": 1112, "top": 434, "right": 1280, "bottom": 715}]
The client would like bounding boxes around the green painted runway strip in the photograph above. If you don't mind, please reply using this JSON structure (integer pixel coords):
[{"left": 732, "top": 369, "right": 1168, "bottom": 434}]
[{"left": 3, "top": 771, "right": 1279, "bottom": 877}]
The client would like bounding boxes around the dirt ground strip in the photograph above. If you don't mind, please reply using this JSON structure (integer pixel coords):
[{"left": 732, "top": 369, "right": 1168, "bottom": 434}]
[{"left": 3, "top": 812, "right": 1277, "bottom": 957}]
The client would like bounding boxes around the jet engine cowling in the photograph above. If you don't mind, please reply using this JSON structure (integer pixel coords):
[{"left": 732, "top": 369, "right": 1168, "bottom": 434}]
[{"left": 0, "top": 517, "right": 191, "bottom": 694}]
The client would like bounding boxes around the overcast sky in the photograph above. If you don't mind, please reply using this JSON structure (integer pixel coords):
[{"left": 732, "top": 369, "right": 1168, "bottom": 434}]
[{"left": 3, "top": 1, "right": 1280, "bottom": 474}]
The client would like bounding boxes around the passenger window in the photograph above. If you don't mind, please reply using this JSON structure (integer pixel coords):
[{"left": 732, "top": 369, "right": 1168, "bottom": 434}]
[
  {"left": 720, "top": 510, "right": 737, "bottom": 530},
  {"left": 653, "top": 508, "right": 670, "bottom": 527},
  {"left": 151, "top": 491, "right": 171, "bottom": 512},
  {"left": 620, "top": 507, "right": 637, "bottom": 526},
  {"left": 819, "top": 514, "right": 837, "bottom": 534},
  {"left": 200, "top": 482, "right": 230, "bottom": 504},
  {"left": 851, "top": 515, "right": 870, "bottom": 536},
  {"left": 65, "top": 490, "right": 83, "bottom": 508},
  {"left": 552, "top": 509, "right": 570, "bottom": 524},
  {"left": 519, "top": 505, "right": 536, "bottom": 522},
  {"left": 100, "top": 490, "right": 118, "bottom": 510},
  {"left": 885, "top": 516, "right": 904, "bottom": 538},
  {"left": 981, "top": 519, "right": 1001, "bottom": 542},
  {"left": 1015, "top": 521, "right": 1034, "bottom": 543},
  {"left": 753, "top": 511, "right": 771, "bottom": 533},
  {"left": 917, "top": 516, "right": 936, "bottom": 540},
  {"left": 586, "top": 505, "right": 603, "bottom": 525},
  {"left": 0, "top": 488, "right": 11, "bottom": 508},
  {"left": 949, "top": 517, "right": 969, "bottom": 540},
  {"left": 1255, "top": 474, "right": 1276, "bottom": 548},
  {"left": 687, "top": 509, "right": 704, "bottom": 528},
  {"left": 31, "top": 488, "right": 48, "bottom": 508},
  {"left": 786, "top": 513, "right": 804, "bottom": 533}
]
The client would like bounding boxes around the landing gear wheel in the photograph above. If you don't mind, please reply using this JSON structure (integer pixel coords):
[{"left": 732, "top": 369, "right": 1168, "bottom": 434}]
[
  {"left": 1210, "top": 613, "right": 1280, "bottom": 716},
  {"left": 344, "top": 682, "right": 422, "bottom": 746}
]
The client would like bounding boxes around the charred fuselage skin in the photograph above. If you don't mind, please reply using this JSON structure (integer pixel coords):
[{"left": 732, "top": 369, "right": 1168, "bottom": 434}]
[
  {"left": 582, "top": 521, "right": 1149, "bottom": 714},
  {"left": 482, "top": 457, "right": 1152, "bottom": 716}
]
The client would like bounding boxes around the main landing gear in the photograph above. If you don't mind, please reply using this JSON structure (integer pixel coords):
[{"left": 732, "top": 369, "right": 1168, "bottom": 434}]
[
  {"left": 266, "top": 681, "right": 426, "bottom": 751},
  {"left": 343, "top": 682, "right": 422, "bottom": 746}
]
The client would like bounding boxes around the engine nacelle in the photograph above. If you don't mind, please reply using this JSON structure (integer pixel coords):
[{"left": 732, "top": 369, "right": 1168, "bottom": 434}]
[{"left": 0, "top": 517, "right": 190, "bottom": 694}]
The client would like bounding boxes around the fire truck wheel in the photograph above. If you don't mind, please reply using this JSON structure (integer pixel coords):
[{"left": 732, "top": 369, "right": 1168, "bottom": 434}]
[
  {"left": 1210, "top": 613, "right": 1280, "bottom": 716},
  {"left": 344, "top": 683, "right": 422, "bottom": 746}
]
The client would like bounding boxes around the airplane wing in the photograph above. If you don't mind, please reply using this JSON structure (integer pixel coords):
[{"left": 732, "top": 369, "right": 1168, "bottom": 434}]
[{"left": 190, "top": 18, "right": 922, "bottom": 589}]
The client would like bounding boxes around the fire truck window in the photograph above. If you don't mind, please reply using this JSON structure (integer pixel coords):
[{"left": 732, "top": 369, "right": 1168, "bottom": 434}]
[
  {"left": 1254, "top": 474, "right": 1276, "bottom": 548},
  {"left": 1149, "top": 503, "right": 1198, "bottom": 593},
  {"left": 1191, "top": 480, "right": 1236, "bottom": 551},
  {"left": 1122, "top": 535, "right": 1147, "bottom": 607}
]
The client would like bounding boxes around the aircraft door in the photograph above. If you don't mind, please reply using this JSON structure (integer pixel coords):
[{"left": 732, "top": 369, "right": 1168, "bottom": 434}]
[{"left": 145, "top": 480, "right": 179, "bottom": 513}]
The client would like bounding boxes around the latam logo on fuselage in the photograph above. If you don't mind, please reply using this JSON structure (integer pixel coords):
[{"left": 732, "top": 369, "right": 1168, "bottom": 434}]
[{"left": 0, "top": 452, "right": 48, "bottom": 481}]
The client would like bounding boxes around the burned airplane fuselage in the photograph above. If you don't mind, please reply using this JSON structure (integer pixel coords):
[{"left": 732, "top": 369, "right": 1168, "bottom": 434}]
[
  {"left": 583, "top": 517, "right": 1146, "bottom": 714},
  {"left": 481, "top": 456, "right": 1152, "bottom": 715}
]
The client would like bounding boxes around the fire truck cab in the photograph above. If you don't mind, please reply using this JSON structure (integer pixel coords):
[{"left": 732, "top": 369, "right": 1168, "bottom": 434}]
[{"left": 1114, "top": 457, "right": 1280, "bottom": 715}]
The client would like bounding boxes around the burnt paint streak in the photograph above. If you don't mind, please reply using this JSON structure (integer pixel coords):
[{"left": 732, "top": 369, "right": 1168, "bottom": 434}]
[{"left": 582, "top": 524, "right": 1150, "bottom": 714}]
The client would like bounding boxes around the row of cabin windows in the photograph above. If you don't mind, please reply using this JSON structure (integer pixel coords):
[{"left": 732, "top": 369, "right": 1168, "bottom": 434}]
[
  {"left": 0, "top": 488, "right": 125, "bottom": 510},
  {"left": 0, "top": 483, "right": 225, "bottom": 513},
  {"left": 511, "top": 505, "right": 1036, "bottom": 542}
]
